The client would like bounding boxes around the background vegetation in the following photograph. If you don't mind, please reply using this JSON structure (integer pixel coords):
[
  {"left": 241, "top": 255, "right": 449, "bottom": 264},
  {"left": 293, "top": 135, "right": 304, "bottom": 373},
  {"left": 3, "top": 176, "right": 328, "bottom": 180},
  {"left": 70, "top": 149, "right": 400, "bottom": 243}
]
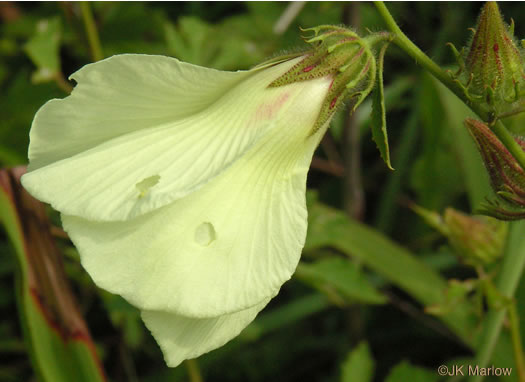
[{"left": 1, "top": 2, "right": 525, "bottom": 381}]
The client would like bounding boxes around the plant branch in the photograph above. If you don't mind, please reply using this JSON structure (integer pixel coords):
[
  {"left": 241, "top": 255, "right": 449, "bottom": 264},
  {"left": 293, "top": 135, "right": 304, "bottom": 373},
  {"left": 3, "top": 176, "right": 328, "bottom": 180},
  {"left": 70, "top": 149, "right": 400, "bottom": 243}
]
[
  {"left": 373, "top": 3, "right": 525, "bottom": 380},
  {"left": 373, "top": 2, "right": 525, "bottom": 172},
  {"left": 468, "top": 221, "right": 525, "bottom": 382},
  {"left": 509, "top": 302, "right": 525, "bottom": 382}
]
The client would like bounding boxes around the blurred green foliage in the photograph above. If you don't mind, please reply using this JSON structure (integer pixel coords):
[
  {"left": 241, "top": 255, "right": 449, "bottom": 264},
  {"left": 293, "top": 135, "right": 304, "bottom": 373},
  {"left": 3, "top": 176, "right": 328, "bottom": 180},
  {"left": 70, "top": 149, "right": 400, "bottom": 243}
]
[{"left": 1, "top": 2, "right": 525, "bottom": 382}]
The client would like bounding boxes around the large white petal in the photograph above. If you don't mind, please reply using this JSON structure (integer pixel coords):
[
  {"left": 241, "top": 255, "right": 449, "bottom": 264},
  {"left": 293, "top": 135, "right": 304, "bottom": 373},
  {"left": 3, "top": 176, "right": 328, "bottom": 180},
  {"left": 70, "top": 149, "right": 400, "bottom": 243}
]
[
  {"left": 61, "top": 76, "right": 332, "bottom": 317},
  {"left": 22, "top": 56, "right": 306, "bottom": 221},
  {"left": 27, "top": 54, "right": 252, "bottom": 171},
  {"left": 141, "top": 298, "right": 269, "bottom": 367}
]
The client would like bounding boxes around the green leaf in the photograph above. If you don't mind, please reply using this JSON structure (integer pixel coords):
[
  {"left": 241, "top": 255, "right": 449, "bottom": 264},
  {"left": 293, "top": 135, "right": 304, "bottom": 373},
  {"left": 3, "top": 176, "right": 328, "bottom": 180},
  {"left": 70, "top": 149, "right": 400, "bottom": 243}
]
[
  {"left": 0, "top": 168, "right": 106, "bottom": 382},
  {"left": 305, "top": 194, "right": 476, "bottom": 342},
  {"left": 370, "top": 42, "right": 393, "bottom": 169},
  {"left": 341, "top": 342, "right": 375, "bottom": 382},
  {"left": 164, "top": 17, "right": 211, "bottom": 66},
  {"left": 296, "top": 257, "right": 386, "bottom": 305},
  {"left": 384, "top": 361, "right": 437, "bottom": 382},
  {"left": 433, "top": 78, "right": 492, "bottom": 209},
  {"left": 410, "top": 73, "right": 464, "bottom": 210},
  {"left": 240, "top": 293, "right": 331, "bottom": 341},
  {"left": 23, "top": 17, "right": 61, "bottom": 83}
]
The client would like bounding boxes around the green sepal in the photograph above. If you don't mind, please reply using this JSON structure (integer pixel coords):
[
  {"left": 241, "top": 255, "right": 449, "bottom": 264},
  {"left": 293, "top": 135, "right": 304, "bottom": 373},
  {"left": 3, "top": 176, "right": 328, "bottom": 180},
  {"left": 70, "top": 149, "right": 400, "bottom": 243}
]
[
  {"left": 370, "top": 42, "right": 393, "bottom": 170},
  {"left": 269, "top": 25, "right": 376, "bottom": 136}
]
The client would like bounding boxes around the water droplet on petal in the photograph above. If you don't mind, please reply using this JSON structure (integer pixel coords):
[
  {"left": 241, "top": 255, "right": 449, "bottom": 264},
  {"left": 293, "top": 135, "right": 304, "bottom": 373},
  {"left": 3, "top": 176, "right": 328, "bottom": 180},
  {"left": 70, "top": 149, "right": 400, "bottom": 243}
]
[
  {"left": 136, "top": 175, "right": 160, "bottom": 198},
  {"left": 194, "top": 222, "right": 216, "bottom": 246}
]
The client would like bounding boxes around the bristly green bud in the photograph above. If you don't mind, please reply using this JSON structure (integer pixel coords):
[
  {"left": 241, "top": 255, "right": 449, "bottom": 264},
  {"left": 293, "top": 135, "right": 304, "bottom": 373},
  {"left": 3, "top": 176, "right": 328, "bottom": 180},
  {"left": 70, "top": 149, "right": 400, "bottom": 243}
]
[
  {"left": 412, "top": 204, "right": 507, "bottom": 267},
  {"left": 465, "top": 118, "right": 525, "bottom": 219},
  {"left": 443, "top": 208, "right": 507, "bottom": 267},
  {"left": 269, "top": 25, "right": 378, "bottom": 135},
  {"left": 465, "top": 2, "right": 525, "bottom": 106}
]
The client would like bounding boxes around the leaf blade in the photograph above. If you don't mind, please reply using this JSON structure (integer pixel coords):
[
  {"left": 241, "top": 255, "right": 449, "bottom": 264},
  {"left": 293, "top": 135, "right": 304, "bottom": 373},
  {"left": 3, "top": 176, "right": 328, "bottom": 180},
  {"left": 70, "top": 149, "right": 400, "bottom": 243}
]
[{"left": 0, "top": 167, "right": 106, "bottom": 382}]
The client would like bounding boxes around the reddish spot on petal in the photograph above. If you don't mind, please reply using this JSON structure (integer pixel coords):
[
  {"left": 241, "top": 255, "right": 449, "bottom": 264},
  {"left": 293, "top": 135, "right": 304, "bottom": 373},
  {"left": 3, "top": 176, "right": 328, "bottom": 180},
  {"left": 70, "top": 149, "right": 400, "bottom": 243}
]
[
  {"left": 253, "top": 92, "right": 291, "bottom": 122},
  {"left": 328, "top": 78, "right": 334, "bottom": 91},
  {"left": 330, "top": 97, "right": 337, "bottom": 109},
  {"left": 493, "top": 43, "right": 499, "bottom": 52},
  {"left": 303, "top": 65, "right": 315, "bottom": 72}
]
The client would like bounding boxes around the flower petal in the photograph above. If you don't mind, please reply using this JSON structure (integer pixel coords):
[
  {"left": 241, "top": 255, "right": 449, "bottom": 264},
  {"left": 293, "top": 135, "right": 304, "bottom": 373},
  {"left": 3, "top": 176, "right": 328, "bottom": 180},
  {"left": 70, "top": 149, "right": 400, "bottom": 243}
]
[
  {"left": 22, "top": 55, "right": 307, "bottom": 221},
  {"left": 27, "top": 54, "right": 252, "bottom": 171},
  {"left": 61, "top": 75, "right": 332, "bottom": 317},
  {"left": 141, "top": 298, "right": 269, "bottom": 367}
]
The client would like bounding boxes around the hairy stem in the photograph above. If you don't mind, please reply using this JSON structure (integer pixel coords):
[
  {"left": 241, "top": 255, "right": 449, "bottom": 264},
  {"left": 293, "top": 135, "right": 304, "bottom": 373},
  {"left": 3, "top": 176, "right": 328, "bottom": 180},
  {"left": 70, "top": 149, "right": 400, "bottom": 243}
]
[
  {"left": 373, "top": 3, "right": 525, "bottom": 381},
  {"left": 373, "top": 2, "right": 525, "bottom": 172}
]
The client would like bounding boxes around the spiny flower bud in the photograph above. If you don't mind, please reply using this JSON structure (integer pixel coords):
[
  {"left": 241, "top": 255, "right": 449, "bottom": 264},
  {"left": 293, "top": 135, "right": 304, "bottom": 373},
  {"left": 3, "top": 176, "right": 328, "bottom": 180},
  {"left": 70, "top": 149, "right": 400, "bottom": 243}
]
[
  {"left": 465, "top": 2, "right": 525, "bottom": 105},
  {"left": 465, "top": 118, "right": 525, "bottom": 219},
  {"left": 270, "top": 26, "right": 377, "bottom": 134}
]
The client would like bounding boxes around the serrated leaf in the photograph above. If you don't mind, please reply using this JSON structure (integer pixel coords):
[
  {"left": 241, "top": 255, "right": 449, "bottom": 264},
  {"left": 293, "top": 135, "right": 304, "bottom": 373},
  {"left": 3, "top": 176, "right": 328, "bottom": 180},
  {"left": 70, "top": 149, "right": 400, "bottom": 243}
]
[
  {"left": 341, "top": 342, "right": 375, "bottom": 382},
  {"left": 370, "top": 42, "right": 393, "bottom": 169},
  {"left": 297, "top": 257, "right": 386, "bottom": 305},
  {"left": 384, "top": 361, "right": 437, "bottom": 382},
  {"left": 0, "top": 167, "right": 106, "bottom": 382}
]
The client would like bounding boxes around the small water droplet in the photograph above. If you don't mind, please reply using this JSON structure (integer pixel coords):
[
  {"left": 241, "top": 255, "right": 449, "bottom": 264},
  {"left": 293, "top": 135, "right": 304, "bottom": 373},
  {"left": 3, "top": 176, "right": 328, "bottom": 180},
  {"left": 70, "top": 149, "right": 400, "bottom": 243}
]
[
  {"left": 136, "top": 175, "right": 160, "bottom": 198},
  {"left": 194, "top": 222, "right": 216, "bottom": 246}
]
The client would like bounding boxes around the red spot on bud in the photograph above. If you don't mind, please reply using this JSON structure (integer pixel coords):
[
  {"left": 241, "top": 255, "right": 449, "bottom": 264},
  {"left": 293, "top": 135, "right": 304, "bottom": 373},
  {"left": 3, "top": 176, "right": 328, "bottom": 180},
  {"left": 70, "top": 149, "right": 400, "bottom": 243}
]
[
  {"left": 330, "top": 97, "right": 337, "bottom": 109},
  {"left": 493, "top": 43, "right": 499, "bottom": 52},
  {"left": 303, "top": 66, "right": 315, "bottom": 73}
]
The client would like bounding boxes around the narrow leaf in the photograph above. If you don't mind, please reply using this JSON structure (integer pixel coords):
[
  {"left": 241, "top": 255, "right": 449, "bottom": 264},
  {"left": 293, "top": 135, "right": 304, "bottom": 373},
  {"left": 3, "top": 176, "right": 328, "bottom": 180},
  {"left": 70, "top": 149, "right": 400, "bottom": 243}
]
[
  {"left": 0, "top": 167, "right": 106, "bottom": 382},
  {"left": 241, "top": 293, "right": 331, "bottom": 341},
  {"left": 305, "top": 194, "right": 476, "bottom": 343},
  {"left": 296, "top": 257, "right": 386, "bottom": 305},
  {"left": 370, "top": 42, "right": 393, "bottom": 170}
]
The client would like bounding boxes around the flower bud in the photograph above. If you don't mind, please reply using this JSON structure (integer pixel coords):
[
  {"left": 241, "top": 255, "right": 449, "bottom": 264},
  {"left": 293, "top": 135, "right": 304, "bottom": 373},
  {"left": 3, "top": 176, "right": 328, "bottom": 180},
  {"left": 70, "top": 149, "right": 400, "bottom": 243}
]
[
  {"left": 443, "top": 208, "right": 507, "bottom": 266},
  {"left": 270, "top": 26, "right": 376, "bottom": 134},
  {"left": 412, "top": 204, "right": 507, "bottom": 267},
  {"left": 465, "top": 2, "right": 525, "bottom": 104},
  {"left": 465, "top": 118, "right": 525, "bottom": 219}
]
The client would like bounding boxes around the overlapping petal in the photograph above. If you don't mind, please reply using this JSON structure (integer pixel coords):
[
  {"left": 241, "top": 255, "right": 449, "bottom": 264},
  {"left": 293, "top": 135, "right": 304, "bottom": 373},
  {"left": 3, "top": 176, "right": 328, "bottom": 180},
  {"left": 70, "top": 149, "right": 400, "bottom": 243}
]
[
  {"left": 141, "top": 299, "right": 269, "bottom": 367},
  {"left": 22, "top": 55, "right": 307, "bottom": 221},
  {"left": 61, "top": 74, "right": 332, "bottom": 317},
  {"left": 22, "top": 52, "right": 335, "bottom": 366}
]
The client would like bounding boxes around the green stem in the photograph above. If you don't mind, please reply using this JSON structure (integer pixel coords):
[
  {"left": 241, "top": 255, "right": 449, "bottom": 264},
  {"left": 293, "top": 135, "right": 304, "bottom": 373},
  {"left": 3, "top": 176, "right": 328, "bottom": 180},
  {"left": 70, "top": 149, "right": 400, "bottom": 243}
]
[
  {"left": 80, "top": 2, "right": 103, "bottom": 61},
  {"left": 373, "top": 2, "right": 525, "bottom": 172},
  {"left": 373, "top": 2, "right": 468, "bottom": 112},
  {"left": 469, "top": 221, "right": 525, "bottom": 382},
  {"left": 492, "top": 120, "right": 525, "bottom": 168},
  {"left": 54, "top": 72, "right": 73, "bottom": 94},
  {"left": 373, "top": 3, "right": 525, "bottom": 380},
  {"left": 509, "top": 303, "right": 525, "bottom": 381},
  {"left": 185, "top": 359, "right": 204, "bottom": 382}
]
